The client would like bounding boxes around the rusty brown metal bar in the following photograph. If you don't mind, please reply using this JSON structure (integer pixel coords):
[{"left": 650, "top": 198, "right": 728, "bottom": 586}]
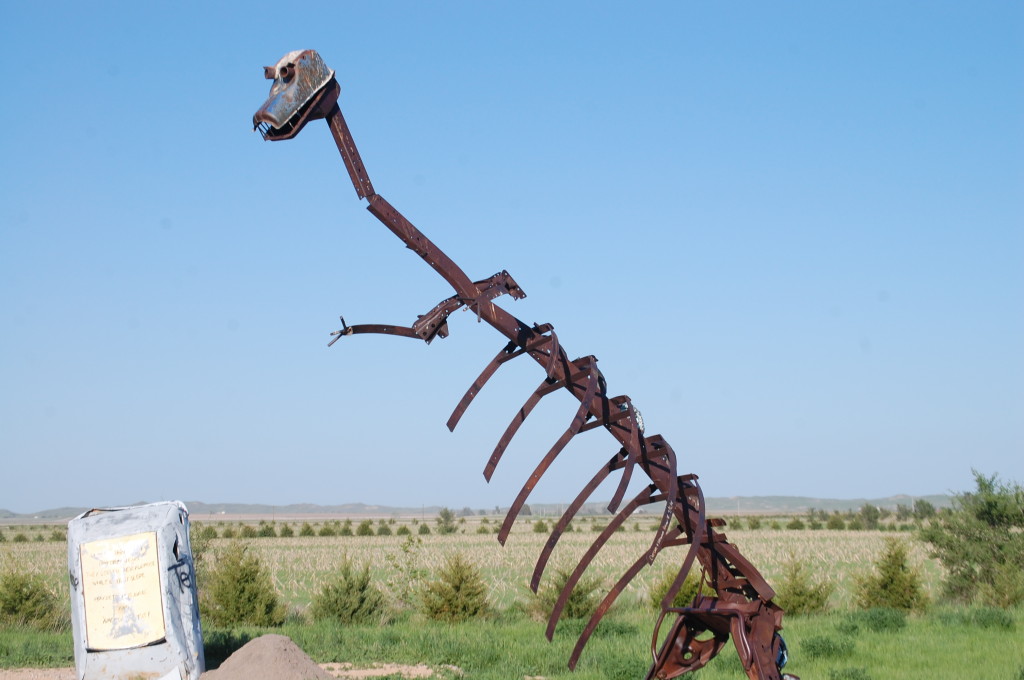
[{"left": 253, "top": 49, "right": 797, "bottom": 680}]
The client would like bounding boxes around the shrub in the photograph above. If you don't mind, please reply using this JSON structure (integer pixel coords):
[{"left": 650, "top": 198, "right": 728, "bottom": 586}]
[
  {"left": 197, "top": 524, "right": 218, "bottom": 540},
  {"left": 855, "top": 538, "right": 927, "bottom": 611},
  {"left": 279, "top": 524, "right": 294, "bottom": 538},
  {"left": 0, "top": 530, "right": 5, "bottom": 542},
  {"left": 418, "top": 523, "right": 431, "bottom": 535},
  {"left": 310, "top": 556, "right": 388, "bottom": 624},
  {"left": 384, "top": 535, "right": 427, "bottom": 609},
  {"left": 919, "top": 472, "right": 1023, "bottom": 607},
  {"left": 396, "top": 525, "right": 411, "bottom": 536},
  {"left": 802, "top": 635, "right": 854, "bottom": 659},
  {"left": 786, "top": 518, "right": 806, "bottom": 530},
  {"left": 829, "top": 669, "right": 871, "bottom": 680},
  {"left": 476, "top": 525, "right": 491, "bottom": 534},
  {"left": 530, "top": 568, "right": 602, "bottom": 621},
  {"left": 376, "top": 524, "right": 392, "bottom": 536},
  {"left": 239, "top": 525, "right": 258, "bottom": 538},
  {"left": 256, "top": 523, "right": 276, "bottom": 538},
  {"left": 775, "top": 554, "right": 834, "bottom": 615},
  {"left": 420, "top": 553, "right": 489, "bottom": 622},
  {"left": 0, "top": 569, "right": 68, "bottom": 631},
  {"left": 826, "top": 514, "right": 846, "bottom": 530},
  {"left": 533, "top": 520, "right": 549, "bottom": 534},
  {"left": 353, "top": 520, "right": 373, "bottom": 536},
  {"left": 747, "top": 517, "right": 762, "bottom": 530},
  {"left": 436, "top": 508, "right": 458, "bottom": 535},
  {"left": 299, "top": 522, "right": 316, "bottom": 537},
  {"left": 937, "top": 606, "right": 1015, "bottom": 630},
  {"left": 12, "top": 534, "right": 28, "bottom": 543},
  {"left": 769, "top": 520, "right": 781, "bottom": 530},
  {"left": 648, "top": 568, "right": 715, "bottom": 609},
  {"left": 840, "top": 607, "right": 907, "bottom": 634},
  {"left": 200, "top": 541, "right": 285, "bottom": 627},
  {"left": 318, "top": 524, "right": 337, "bottom": 537}
]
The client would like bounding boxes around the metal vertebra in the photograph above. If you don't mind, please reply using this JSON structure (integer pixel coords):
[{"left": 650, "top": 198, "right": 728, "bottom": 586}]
[{"left": 253, "top": 49, "right": 797, "bottom": 680}]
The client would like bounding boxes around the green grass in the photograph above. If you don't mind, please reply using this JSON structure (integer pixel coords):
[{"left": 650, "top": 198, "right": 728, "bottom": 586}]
[
  {"left": 7, "top": 607, "right": 1019, "bottom": 678},
  {"left": 2, "top": 521, "right": 1020, "bottom": 678}
]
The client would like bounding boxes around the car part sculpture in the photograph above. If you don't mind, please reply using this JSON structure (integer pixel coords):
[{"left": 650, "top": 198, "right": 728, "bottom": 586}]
[{"left": 253, "top": 49, "right": 797, "bottom": 680}]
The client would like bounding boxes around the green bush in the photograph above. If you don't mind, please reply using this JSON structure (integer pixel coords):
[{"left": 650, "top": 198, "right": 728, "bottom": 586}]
[
  {"left": 937, "top": 606, "right": 1015, "bottom": 630},
  {"left": 12, "top": 534, "right": 28, "bottom": 543},
  {"left": 775, "top": 554, "right": 834, "bottom": 615},
  {"left": 436, "top": 508, "right": 458, "bottom": 535},
  {"left": 476, "top": 525, "right": 491, "bottom": 534},
  {"left": 221, "top": 526, "right": 236, "bottom": 539},
  {"left": 299, "top": 522, "right": 316, "bottom": 537},
  {"left": 48, "top": 529, "right": 65, "bottom": 542},
  {"left": 747, "top": 517, "right": 762, "bottom": 530},
  {"left": 418, "top": 523, "right": 431, "bottom": 535},
  {"left": 829, "top": 668, "right": 871, "bottom": 680},
  {"left": 533, "top": 520, "right": 549, "bottom": 533},
  {"left": 420, "top": 553, "right": 489, "bottom": 622},
  {"left": 196, "top": 524, "right": 218, "bottom": 540},
  {"left": 200, "top": 541, "right": 285, "bottom": 627},
  {"left": 786, "top": 518, "right": 806, "bottom": 530},
  {"left": 376, "top": 523, "right": 392, "bottom": 536},
  {"left": 239, "top": 525, "right": 258, "bottom": 538},
  {"left": 0, "top": 530, "right": 5, "bottom": 542},
  {"left": 310, "top": 556, "right": 388, "bottom": 624},
  {"left": 0, "top": 570, "right": 68, "bottom": 631},
  {"left": 384, "top": 535, "right": 427, "bottom": 610},
  {"left": 356, "top": 520, "right": 374, "bottom": 536},
  {"left": 839, "top": 607, "right": 907, "bottom": 634},
  {"left": 802, "top": 635, "right": 854, "bottom": 659},
  {"left": 318, "top": 524, "right": 337, "bottom": 537},
  {"left": 530, "top": 567, "right": 602, "bottom": 621},
  {"left": 826, "top": 514, "right": 846, "bottom": 530},
  {"left": 648, "top": 568, "right": 715, "bottom": 609},
  {"left": 855, "top": 538, "right": 927, "bottom": 611},
  {"left": 396, "top": 525, "right": 411, "bottom": 536},
  {"left": 279, "top": 524, "right": 294, "bottom": 538},
  {"left": 256, "top": 523, "right": 276, "bottom": 538}
]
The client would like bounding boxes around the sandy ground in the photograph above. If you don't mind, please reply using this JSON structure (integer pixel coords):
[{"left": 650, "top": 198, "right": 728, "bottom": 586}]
[
  {"left": 0, "top": 635, "right": 461, "bottom": 680},
  {"left": 0, "top": 663, "right": 452, "bottom": 680}
]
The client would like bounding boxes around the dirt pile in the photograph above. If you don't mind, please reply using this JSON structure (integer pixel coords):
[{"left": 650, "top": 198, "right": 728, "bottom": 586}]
[{"left": 200, "top": 634, "right": 334, "bottom": 680}]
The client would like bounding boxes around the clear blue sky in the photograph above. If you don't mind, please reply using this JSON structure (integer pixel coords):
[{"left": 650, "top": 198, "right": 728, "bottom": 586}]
[{"left": 1, "top": 2, "right": 1021, "bottom": 514}]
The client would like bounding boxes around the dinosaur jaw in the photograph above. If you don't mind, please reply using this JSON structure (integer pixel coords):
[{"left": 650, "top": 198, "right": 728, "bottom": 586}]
[{"left": 253, "top": 49, "right": 339, "bottom": 141}]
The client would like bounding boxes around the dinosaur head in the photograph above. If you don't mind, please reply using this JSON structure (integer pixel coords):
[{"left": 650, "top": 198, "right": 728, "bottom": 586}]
[{"left": 253, "top": 50, "right": 339, "bottom": 141}]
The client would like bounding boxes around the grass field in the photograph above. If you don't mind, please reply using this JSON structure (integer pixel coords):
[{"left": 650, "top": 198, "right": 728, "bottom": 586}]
[{"left": 2, "top": 517, "right": 1021, "bottom": 678}]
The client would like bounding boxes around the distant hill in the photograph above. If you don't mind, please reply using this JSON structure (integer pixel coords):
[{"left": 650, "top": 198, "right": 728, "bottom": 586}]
[{"left": 0, "top": 494, "right": 952, "bottom": 522}]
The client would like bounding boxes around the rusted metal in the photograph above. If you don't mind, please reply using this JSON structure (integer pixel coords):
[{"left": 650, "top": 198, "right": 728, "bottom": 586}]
[{"left": 253, "top": 50, "right": 798, "bottom": 680}]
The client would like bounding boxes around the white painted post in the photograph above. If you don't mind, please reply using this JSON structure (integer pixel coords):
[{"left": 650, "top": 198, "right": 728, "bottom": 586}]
[{"left": 67, "top": 501, "right": 205, "bottom": 680}]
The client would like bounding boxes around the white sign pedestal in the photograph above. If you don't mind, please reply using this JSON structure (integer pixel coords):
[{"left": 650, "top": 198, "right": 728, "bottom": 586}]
[{"left": 67, "top": 501, "right": 205, "bottom": 680}]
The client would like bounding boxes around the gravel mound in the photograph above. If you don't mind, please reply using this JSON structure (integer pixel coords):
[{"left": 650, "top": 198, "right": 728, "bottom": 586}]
[{"left": 201, "top": 634, "right": 334, "bottom": 680}]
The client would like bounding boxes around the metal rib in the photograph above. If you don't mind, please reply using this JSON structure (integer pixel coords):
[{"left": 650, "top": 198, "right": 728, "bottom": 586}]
[
  {"left": 497, "top": 361, "right": 599, "bottom": 545},
  {"left": 447, "top": 326, "right": 556, "bottom": 431},
  {"left": 546, "top": 484, "right": 665, "bottom": 640},
  {"left": 446, "top": 341, "right": 516, "bottom": 431},
  {"left": 568, "top": 525, "right": 686, "bottom": 670},
  {"left": 483, "top": 357, "right": 591, "bottom": 482},
  {"left": 607, "top": 401, "right": 643, "bottom": 514},
  {"left": 530, "top": 449, "right": 628, "bottom": 592},
  {"left": 658, "top": 477, "right": 706, "bottom": 611}
]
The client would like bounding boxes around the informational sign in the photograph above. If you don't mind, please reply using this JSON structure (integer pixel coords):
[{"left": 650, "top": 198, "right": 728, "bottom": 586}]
[
  {"left": 68, "top": 502, "right": 205, "bottom": 680},
  {"left": 79, "top": 531, "right": 166, "bottom": 650}
]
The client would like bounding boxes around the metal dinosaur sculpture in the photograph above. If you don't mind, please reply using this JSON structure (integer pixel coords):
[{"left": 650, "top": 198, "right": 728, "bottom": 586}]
[{"left": 252, "top": 49, "right": 797, "bottom": 680}]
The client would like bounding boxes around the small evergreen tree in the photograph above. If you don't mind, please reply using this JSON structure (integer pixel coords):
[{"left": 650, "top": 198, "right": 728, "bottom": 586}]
[
  {"left": 310, "top": 556, "right": 387, "bottom": 624},
  {"left": 201, "top": 542, "right": 286, "bottom": 627},
  {"left": 356, "top": 519, "right": 375, "bottom": 536},
  {"left": 775, "top": 554, "right": 834, "bottom": 615},
  {"left": 299, "top": 522, "right": 316, "bottom": 537},
  {"left": 436, "top": 508, "right": 458, "bottom": 535},
  {"left": 531, "top": 567, "right": 602, "bottom": 620},
  {"left": 855, "top": 538, "right": 927, "bottom": 612},
  {"left": 420, "top": 553, "right": 489, "bottom": 621}
]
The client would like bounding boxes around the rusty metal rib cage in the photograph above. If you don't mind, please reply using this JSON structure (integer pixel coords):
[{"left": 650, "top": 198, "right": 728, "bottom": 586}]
[{"left": 253, "top": 50, "right": 794, "bottom": 680}]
